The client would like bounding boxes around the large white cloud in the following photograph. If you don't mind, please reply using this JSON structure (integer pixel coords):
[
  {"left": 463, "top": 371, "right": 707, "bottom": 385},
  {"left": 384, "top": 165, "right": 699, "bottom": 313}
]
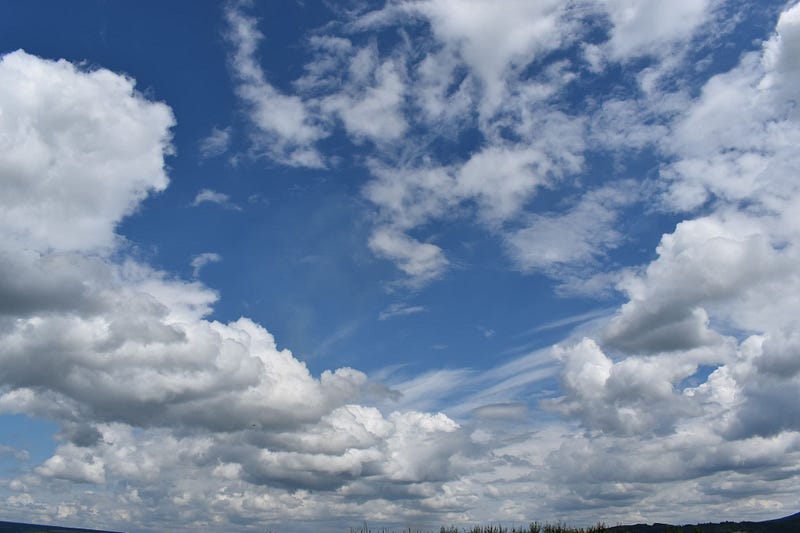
[
  {"left": 0, "top": 50, "right": 174, "bottom": 253},
  {"left": 6, "top": 1, "right": 800, "bottom": 530},
  {"left": 0, "top": 48, "right": 475, "bottom": 531},
  {"left": 537, "top": 3, "right": 800, "bottom": 516},
  {"left": 0, "top": 50, "right": 367, "bottom": 434}
]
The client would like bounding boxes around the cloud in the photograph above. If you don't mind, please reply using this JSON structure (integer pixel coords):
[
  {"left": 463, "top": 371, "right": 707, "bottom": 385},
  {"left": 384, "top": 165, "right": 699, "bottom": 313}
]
[
  {"left": 190, "top": 252, "right": 221, "bottom": 278},
  {"left": 0, "top": 50, "right": 174, "bottom": 254},
  {"left": 198, "top": 126, "right": 231, "bottom": 158},
  {"left": 661, "top": 2, "right": 800, "bottom": 215},
  {"left": 517, "top": 307, "right": 615, "bottom": 336},
  {"left": 362, "top": 161, "right": 459, "bottom": 232},
  {"left": 322, "top": 58, "right": 408, "bottom": 144},
  {"left": 548, "top": 338, "right": 711, "bottom": 436},
  {"left": 456, "top": 144, "right": 575, "bottom": 225},
  {"left": 220, "top": 3, "right": 587, "bottom": 286},
  {"left": 378, "top": 302, "right": 427, "bottom": 321},
  {"left": 224, "top": 4, "right": 326, "bottom": 168},
  {"left": 0, "top": 444, "right": 29, "bottom": 462},
  {"left": 506, "top": 183, "right": 635, "bottom": 276},
  {"left": 368, "top": 228, "right": 449, "bottom": 287},
  {"left": 7, "top": 2, "right": 800, "bottom": 530},
  {"left": 598, "top": 0, "right": 716, "bottom": 61},
  {"left": 396, "top": 0, "right": 579, "bottom": 114},
  {"left": 537, "top": 1, "right": 800, "bottom": 501},
  {"left": 0, "top": 48, "right": 482, "bottom": 530},
  {"left": 192, "top": 188, "right": 241, "bottom": 210}
]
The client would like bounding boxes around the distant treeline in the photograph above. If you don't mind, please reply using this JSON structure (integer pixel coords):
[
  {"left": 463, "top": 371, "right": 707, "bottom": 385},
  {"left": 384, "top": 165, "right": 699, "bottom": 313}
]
[{"left": 348, "top": 511, "right": 800, "bottom": 533}]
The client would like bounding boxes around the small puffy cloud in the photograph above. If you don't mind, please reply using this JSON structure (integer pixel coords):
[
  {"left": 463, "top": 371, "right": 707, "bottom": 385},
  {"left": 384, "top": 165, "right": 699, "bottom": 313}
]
[
  {"left": 192, "top": 188, "right": 240, "bottom": 210},
  {"left": 198, "top": 125, "right": 231, "bottom": 159},
  {"left": 506, "top": 184, "right": 634, "bottom": 277},
  {"left": 399, "top": 0, "right": 578, "bottom": 113},
  {"left": 368, "top": 228, "right": 449, "bottom": 287},
  {"left": 190, "top": 252, "right": 221, "bottom": 278},
  {"left": 323, "top": 59, "right": 408, "bottom": 144},
  {"left": 224, "top": 5, "right": 326, "bottom": 168},
  {"left": 598, "top": 0, "right": 716, "bottom": 61},
  {"left": 456, "top": 146, "right": 555, "bottom": 225},
  {"left": 362, "top": 161, "right": 459, "bottom": 231}
]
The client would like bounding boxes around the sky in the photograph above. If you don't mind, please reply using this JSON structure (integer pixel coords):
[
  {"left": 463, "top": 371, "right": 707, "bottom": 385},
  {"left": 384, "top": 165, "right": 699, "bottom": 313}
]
[{"left": 0, "top": 0, "right": 799, "bottom": 531}]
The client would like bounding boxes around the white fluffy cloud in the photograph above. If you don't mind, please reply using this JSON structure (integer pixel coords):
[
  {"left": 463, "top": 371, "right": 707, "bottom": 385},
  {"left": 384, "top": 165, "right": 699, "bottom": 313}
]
[
  {"left": 0, "top": 50, "right": 174, "bottom": 253},
  {"left": 507, "top": 184, "right": 635, "bottom": 275},
  {"left": 322, "top": 58, "right": 408, "bottom": 143},
  {"left": 190, "top": 252, "right": 222, "bottom": 278},
  {"left": 662, "top": 3, "right": 800, "bottom": 215},
  {"left": 368, "top": 228, "right": 449, "bottom": 286},
  {"left": 224, "top": 6, "right": 326, "bottom": 168},
  {"left": 7, "top": 1, "right": 800, "bottom": 530},
  {"left": 537, "top": 3, "right": 800, "bottom": 517},
  {"left": 398, "top": 0, "right": 576, "bottom": 113},
  {"left": 192, "top": 188, "right": 240, "bottom": 210},
  {"left": 198, "top": 126, "right": 231, "bottom": 159},
  {"left": 599, "top": 0, "right": 716, "bottom": 61},
  {"left": 0, "top": 48, "right": 474, "bottom": 531}
]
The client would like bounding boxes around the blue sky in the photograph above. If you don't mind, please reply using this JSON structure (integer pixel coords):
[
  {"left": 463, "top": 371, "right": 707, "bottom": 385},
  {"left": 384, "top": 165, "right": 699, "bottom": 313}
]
[{"left": 1, "top": 1, "right": 800, "bottom": 532}]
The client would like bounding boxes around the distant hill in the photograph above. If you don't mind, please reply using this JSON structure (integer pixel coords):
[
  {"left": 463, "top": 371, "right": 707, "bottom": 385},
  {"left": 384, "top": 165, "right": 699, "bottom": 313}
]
[
  {"left": 0, "top": 521, "right": 123, "bottom": 533},
  {"left": 608, "top": 511, "right": 800, "bottom": 533}
]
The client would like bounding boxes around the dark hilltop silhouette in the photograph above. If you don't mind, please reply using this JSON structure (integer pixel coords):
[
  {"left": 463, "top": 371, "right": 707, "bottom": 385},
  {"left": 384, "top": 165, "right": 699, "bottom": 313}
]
[
  {"left": 606, "top": 511, "right": 800, "bottom": 533},
  {"left": 1, "top": 511, "right": 798, "bottom": 533},
  {"left": 0, "top": 521, "right": 122, "bottom": 533}
]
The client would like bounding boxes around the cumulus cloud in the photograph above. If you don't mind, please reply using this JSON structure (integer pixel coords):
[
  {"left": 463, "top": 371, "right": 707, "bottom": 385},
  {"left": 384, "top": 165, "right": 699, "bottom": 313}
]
[
  {"left": 192, "top": 188, "right": 240, "bottom": 210},
  {"left": 396, "top": 0, "right": 579, "bottom": 114},
  {"left": 598, "top": 0, "right": 716, "bottom": 61},
  {"left": 369, "top": 228, "right": 449, "bottom": 287},
  {"left": 7, "top": 1, "right": 800, "bottom": 530},
  {"left": 198, "top": 125, "right": 231, "bottom": 158},
  {"left": 190, "top": 252, "right": 222, "bottom": 278},
  {"left": 662, "top": 3, "right": 800, "bottom": 215},
  {"left": 221, "top": 2, "right": 589, "bottom": 286},
  {"left": 506, "top": 184, "right": 635, "bottom": 277},
  {"left": 443, "top": 5, "right": 800, "bottom": 525},
  {"left": 224, "top": 4, "right": 326, "bottom": 168},
  {"left": 0, "top": 50, "right": 173, "bottom": 254},
  {"left": 533, "top": 3, "right": 800, "bottom": 510},
  {"left": 0, "top": 48, "right": 475, "bottom": 530},
  {"left": 322, "top": 58, "right": 408, "bottom": 144}
]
